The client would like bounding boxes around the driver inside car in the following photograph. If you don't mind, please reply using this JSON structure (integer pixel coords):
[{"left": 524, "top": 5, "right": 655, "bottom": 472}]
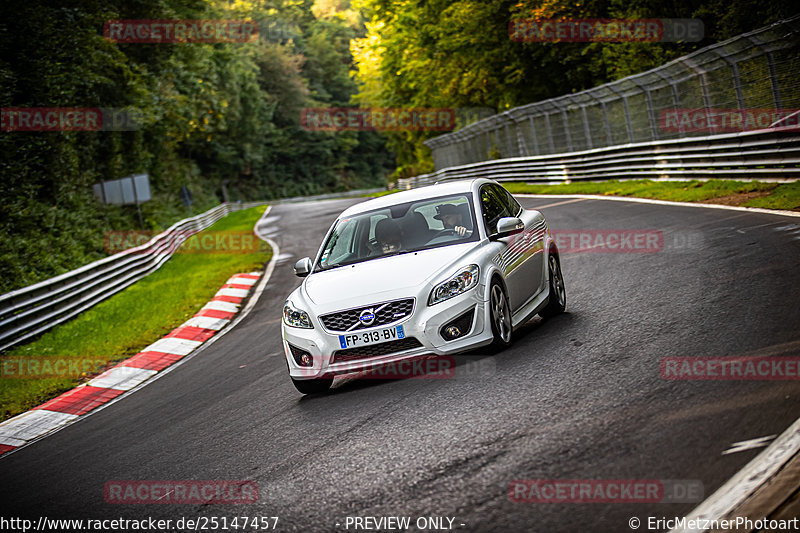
[
  {"left": 434, "top": 204, "right": 472, "bottom": 237},
  {"left": 374, "top": 217, "right": 403, "bottom": 254}
]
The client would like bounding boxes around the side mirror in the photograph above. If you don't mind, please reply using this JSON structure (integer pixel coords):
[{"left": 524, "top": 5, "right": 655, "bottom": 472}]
[
  {"left": 491, "top": 217, "right": 524, "bottom": 240},
  {"left": 294, "top": 257, "right": 313, "bottom": 277}
]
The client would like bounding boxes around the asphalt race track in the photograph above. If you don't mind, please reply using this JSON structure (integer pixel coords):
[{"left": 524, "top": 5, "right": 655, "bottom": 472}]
[{"left": 2, "top": 196, "right": 799, "bottom": 532}]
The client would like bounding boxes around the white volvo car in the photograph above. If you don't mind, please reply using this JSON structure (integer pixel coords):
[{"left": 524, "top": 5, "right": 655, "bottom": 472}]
[{"left": 281, "top": 178, "right": 566, "bottom": 394}]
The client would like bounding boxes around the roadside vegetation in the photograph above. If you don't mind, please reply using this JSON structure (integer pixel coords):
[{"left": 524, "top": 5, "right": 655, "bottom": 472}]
[
  {"left": 361, "top": 189, "right": 400, "bottom": 198},
  {"left": 4, "top": 2, "right": 795, "bottom": 292},
  {"left": 503, "top": 180, "right": 800, "bottom": 211},
  {"left": 352, "top": 0, "right": 798, "bottom": 177},
  {"left": 0, "top": 206, "right": 271, "bottom": 421},
  {"left": 1, "top": 0, "right": 392, "bottom": 293}
]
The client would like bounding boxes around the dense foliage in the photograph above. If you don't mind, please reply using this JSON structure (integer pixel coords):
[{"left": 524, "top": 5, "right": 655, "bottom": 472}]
[
  {"left": 1, "top": 0, "right": 797, "bottom": 292},
  {"left": 0, "top": 0, "right": 393, "bottom": 292},
  {"left": 352, "top": 0, "right": 799, "bottom": 176}
]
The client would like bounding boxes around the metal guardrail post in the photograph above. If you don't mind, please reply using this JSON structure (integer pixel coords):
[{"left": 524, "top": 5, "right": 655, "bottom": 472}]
[
  {"left": 503, "top": 120, "right": 515, "bottom": 157},
  {"left": 629, "top": 78, "right": 659, "bottom": 142},
  {"left": 747, "top": 34, "right": 784, "bottom": 109},
  {"left": 549, "top": 99, "right": 573, "bottom": 153},
  {"left": 712, "top": 48, "right": 746, "bottom": 109},
  {"left": 459, "top": 131, "right": 471, "bottom": 166},
  {"left": 510, "top": 111, "right": 530, "bottom": 157},
  {"left": 543, "top": 112, "right": 555, "bottom": 154},
  {"left": 766, "top": 52, "right": 783, "bottom": 110},
  {"left": 605, "top": 84, "right": 634, "bottom": 144},
  {"left": 652, "top": 69, "right": 686, "bottom": 138},
  {"left": 586, "top": 89, "right": 613, "bottom": 147},
  {"left": 679, "top": 56, "right": 718, "bottom": 135},
  {"left": 528, "top": 115, "right": 540, "bottom": 156},
  {"left": 580, "top": 105, "right": 593, "bottom": 149}
]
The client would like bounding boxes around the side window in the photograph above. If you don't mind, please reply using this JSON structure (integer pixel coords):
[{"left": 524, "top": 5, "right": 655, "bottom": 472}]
[
  {"left": 320, "top": 218, "right": 357, "bottom": 266},
  {"left": 494, "top": 185, "right": 521, "bottom": 216},
  {"left": 328, "top": 219, "right": 356, "bottom": 261},
  {"left": 480, "top": 185, "right": 508, "bottom": 235}
]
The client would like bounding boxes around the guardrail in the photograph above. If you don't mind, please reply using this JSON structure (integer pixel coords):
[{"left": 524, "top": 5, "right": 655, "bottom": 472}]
[
  {"left": 0, "top": 201, "right": 265, "bottom": 352},
  {"left": 398, "top": 127, "right": 800, "bottom": 189},
  {"left": 269, "top": 187, "right": 384, "bottom": 204},
  {"left": 423, "top": 16, "right": 800, "bottom": 169}
]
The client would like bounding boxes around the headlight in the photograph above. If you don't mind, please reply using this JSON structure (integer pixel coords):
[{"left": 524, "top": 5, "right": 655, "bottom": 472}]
[
  {"left": 429, "top": 265, "right": 480, "bottom": 305},
  {"left": 283, "top": 301, "right": 314, "bottom": 328}
]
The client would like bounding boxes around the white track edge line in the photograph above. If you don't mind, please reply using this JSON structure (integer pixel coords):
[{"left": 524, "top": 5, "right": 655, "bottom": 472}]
[
  {"left": 0, "top": 205, "right": 278, "bottom": 458},
  {"left": 515, "top": 194, "right": 800, "bottom": 218},
  {"left": 519, "top": 191, "right": 800, "bottom": 529},
  {"left": 669, "top": 415, "right": 800, "bottom": 533}
]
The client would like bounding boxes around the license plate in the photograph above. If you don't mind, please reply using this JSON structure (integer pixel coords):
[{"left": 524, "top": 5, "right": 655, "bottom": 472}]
[{"left": 339, "top": 325, "right": 405, "bottom": 349}]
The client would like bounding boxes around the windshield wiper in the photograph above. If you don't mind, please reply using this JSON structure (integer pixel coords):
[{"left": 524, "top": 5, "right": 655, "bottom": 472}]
[
  {"left": 318, "top": 250, "right": 416, "bottom": 271},
  {"left": 386, "top": 249, "right": 414, "bottom": 257}
]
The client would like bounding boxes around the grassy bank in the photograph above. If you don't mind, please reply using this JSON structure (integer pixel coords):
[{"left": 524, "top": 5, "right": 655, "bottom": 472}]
[
  {"left": 0, "top": 206, "right": 271, "bottom": 421},
  {"left": 503, "top": 180, "right": 800, "bottom": 211},
  {"left": 361, "top": 189, "right": 400, "bottom": 198}
]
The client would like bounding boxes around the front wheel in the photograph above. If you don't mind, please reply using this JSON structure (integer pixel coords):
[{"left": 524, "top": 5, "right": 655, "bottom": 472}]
[
  {"left": 291, "top": 376, "right": 333, "bottom": 395},
  {"left": 489, "top": 280, "right": 512, "bottom": 349},
  {"left": 540, "top": 250, "right": 566, "bottom": 318}
]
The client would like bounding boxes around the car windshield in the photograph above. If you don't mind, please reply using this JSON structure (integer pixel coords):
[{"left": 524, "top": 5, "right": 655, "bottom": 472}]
[{"left": 316, "top": 193, "right": 479, "bottom": 271}]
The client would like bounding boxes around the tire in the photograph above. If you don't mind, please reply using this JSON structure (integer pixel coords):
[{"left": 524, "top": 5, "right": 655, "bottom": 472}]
[
  {"left": 291, "top": 376, "right": 333, "bottom": 394},
  {"left": 540, "top": 249, "right": 566, "bottom": 318},
  {"left": 489, "top": 279, "right": 513, "bottom": 349}
]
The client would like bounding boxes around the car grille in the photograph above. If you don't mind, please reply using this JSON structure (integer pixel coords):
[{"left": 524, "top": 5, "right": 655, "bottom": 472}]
[
  {"left": 320, "top": 298, "right": 415, "bottom": 332},
  {"left": 332, "top": 337, "right": 423, "bottom": 363}
]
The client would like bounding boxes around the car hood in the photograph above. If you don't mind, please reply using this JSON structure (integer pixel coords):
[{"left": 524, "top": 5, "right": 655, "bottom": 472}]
[{"left": 303, "top": 243, "right": 477, "bottom": 307}]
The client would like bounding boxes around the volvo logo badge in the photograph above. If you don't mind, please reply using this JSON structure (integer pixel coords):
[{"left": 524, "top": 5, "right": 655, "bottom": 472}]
[{"left": 359, "top": 308, "right": 376, "bottom": 326}]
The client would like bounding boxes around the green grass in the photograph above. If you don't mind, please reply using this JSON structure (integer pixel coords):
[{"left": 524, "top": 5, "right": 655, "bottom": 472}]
[
  {"left": 0, "top": 206, "right": 271, "bottom": 421},
  {"left": 361, "top": 189, "right": 400, "bottom": 198},
  {"left": 503, "top": 180, "right": 800, "bottom": 210},
  {"left": 361, "top": 181, "right": 800, "bottom": 210},
  {"left": 742, "top": 182, "right": 800, "bottom": 210}
]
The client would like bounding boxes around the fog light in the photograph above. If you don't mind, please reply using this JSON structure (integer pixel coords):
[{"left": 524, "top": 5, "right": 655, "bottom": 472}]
[
  {"left": 440, "top": 308, "right": 476, "bottom": 342},
  {"left": 288, "top": 343, "right": 314, "bottom": 367},
  {"left": 444, "top": 326, "right": 462, "bottom": 339}
]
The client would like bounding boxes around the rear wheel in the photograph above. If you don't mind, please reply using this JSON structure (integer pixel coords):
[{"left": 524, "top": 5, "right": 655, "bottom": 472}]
[
  {"left": 291, "top": 376, "right": 333, "bottom": 394},
  {"left": 540, "top": 250, "right": 566, "bottom": 318},
  {"left": 489, "top": 280, "right": 512, "bottom": 349}
]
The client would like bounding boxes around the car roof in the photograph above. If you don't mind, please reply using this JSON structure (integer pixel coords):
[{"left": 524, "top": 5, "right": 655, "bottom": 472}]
[{"left": 339, "top": 178, "right": 490, "bottom": 218}]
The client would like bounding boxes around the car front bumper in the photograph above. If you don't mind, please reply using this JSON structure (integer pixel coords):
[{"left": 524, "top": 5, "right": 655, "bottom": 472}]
[{"left": 282, "top": 287, "right": 493, "bottom": 380}]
